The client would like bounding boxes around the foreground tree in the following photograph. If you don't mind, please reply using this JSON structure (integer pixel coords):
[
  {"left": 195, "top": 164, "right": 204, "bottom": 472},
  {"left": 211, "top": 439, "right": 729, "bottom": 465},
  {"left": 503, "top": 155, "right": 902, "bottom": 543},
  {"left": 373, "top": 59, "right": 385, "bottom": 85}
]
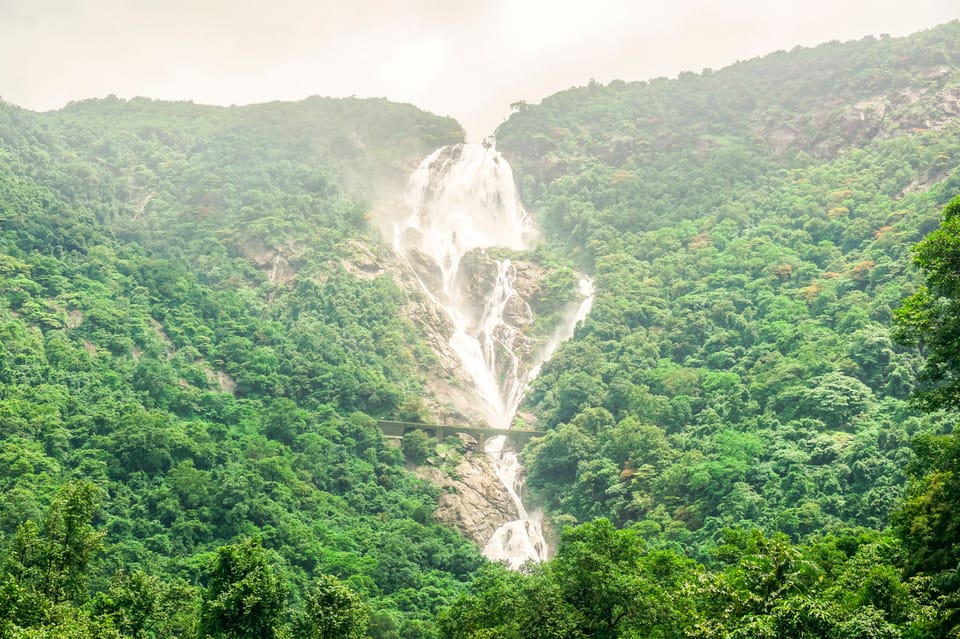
[
  {"left": 0, "top": 482, "right": 109, "bottom": 637},
  {"left": 894, "top": 194, "right": 960, "bottom": 637},
  {"left": 438, "top": 519, "right": 695, "bottom": 638},
  {"left": 2, "top": 482, "right": 104, "bottom": 622},
  {"left": 90, "top": 570, "right": 196, "bottom": 638},
  {"left": 894, "top": 194, "right": 960, "bottom": 410},
  {"left": 197, "top": 538, "right": 287, "bottom": 639},
  {"left": 293, "top": 574, "right": 368, "bottom": 639}
]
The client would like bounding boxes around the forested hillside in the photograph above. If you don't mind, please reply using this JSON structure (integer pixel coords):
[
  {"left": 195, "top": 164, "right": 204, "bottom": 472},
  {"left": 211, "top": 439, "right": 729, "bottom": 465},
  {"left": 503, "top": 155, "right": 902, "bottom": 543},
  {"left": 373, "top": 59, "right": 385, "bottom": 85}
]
[
  {"left": 438, "top": 189, "right": 960, "bottom": 637},
  {"left": 422, "top": 23, "right": 960, "bottom": 638},
  {"left": 497, "top": 20, "right": 960, "bottom": 549},
  {"left": 1, "top": 19, "right": 960, "bottom": 639},
  {"left": 0, "top": 96, "right": 479, "bottom": 637}
]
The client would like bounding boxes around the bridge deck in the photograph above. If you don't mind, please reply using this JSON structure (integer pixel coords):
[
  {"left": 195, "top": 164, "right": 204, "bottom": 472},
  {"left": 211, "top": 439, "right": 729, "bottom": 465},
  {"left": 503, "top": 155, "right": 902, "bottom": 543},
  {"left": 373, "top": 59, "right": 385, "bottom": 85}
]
[{"left": 377, "top": 420, "right": 545, "bottom": 442}]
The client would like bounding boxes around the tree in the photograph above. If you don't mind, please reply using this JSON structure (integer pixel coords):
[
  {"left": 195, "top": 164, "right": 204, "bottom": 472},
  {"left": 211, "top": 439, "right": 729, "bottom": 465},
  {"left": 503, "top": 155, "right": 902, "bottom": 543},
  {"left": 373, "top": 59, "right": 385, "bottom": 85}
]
[
  {"left": 892, "top": 194, "right": 960, "bottom": 636},
  {"left": 525, "top": 423, "right": 596, "bottom": 508},
  {"left": 401, "top": 429, "right": 432, "bottom": 465},
  {"left": 5, "top": 481, "right": 104, "bottom": 608},
  {"left": 197, "top": 539, "right": 287, "bottom": 639},
  {"left": 802, "top": 372, "right": 875, "bottom": 430},
  {"left": 90, "top": 570, "right": 196, "bottom": 638},
  {"left": 549, "top": 519, "right": 647, "bottom": 639},
  {"left": 436, "top": 564, "right": 525, "bottom": 639},
  {"left": 890, "top": 432, "right": 960, "bottom": 636},
  {"left": 894, "top": 194, "right": 960, "bottom": 410},
  {"left": 293, "top": 574, "right": 368, "bottom": 639},
  {"left": 894, "top": 433, "right": 960, "bottom": 577}
]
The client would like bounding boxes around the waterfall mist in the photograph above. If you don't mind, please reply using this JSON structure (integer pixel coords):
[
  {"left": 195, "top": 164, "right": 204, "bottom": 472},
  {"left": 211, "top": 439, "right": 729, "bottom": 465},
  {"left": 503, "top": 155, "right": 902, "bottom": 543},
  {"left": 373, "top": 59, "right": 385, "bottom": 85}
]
[{"left": 394, "top": 142, "right": 593, "bottom": 568}]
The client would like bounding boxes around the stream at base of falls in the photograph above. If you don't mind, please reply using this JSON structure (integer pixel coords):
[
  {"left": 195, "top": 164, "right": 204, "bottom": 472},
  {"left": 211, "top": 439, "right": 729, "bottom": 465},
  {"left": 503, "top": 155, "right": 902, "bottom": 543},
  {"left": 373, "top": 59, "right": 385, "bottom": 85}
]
[{"left": 394, "top": 142, "right": 593, "bottom": 568}]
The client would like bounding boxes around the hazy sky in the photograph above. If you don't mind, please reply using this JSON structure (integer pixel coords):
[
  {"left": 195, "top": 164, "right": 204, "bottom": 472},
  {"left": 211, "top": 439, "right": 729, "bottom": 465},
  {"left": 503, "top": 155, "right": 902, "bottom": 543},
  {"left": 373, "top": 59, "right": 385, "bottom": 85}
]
[{"left": 1, "top": 0, "right": 958, "bottom": 140}]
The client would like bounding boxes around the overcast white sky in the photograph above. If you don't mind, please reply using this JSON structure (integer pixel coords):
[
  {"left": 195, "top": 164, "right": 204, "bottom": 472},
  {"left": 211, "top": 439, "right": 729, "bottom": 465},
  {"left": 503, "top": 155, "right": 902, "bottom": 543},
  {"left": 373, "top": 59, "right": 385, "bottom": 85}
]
[{"left": 1, "top": 0, "right": 957, "bottom": 140}]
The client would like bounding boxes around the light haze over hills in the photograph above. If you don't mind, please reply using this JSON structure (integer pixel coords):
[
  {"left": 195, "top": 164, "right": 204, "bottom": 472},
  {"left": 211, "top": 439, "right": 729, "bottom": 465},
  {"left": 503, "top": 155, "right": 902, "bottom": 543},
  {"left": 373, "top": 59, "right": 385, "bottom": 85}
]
[{"left": 0, "top": 0, "right": 957, "bottom": 138}]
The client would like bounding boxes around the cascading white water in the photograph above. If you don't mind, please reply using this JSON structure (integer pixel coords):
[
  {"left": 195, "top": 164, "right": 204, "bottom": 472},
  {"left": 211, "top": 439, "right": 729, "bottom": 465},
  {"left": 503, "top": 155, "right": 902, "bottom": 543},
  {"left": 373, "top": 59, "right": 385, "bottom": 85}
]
[
  {"left": 482, "top": 434, "right": 548, "bottom": 566},
  {"left": 394, "top": 143, "right": 593, "bottom": 568},
  {"left": 394, "top": 143, "right": 537, "bottom": 429}
]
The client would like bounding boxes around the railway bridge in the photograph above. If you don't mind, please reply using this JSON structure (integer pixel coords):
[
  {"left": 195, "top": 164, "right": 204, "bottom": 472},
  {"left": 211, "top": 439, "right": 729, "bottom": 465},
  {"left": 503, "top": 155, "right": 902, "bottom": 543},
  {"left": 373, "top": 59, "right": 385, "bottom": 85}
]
[{"left": 377, "top": 420, "right": 545, "bottom": 450}]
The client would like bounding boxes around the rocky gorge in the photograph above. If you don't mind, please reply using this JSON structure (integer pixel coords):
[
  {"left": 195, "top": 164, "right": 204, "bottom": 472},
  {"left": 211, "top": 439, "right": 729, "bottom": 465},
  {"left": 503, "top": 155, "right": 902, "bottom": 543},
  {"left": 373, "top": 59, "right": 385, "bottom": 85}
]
[{"left": 385, "top": 143, "right": 593, "bottom": 565}]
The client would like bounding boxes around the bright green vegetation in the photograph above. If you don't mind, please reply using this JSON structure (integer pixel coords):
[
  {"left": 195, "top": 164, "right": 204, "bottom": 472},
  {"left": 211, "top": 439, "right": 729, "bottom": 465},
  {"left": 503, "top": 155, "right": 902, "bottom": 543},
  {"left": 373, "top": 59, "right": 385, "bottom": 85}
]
[
  {"left": 0, "top": 96, "right": 482, "bottom": 636},
  {"left": 440, "top": 519, "right": 931, "bottom": 638},
  {"left": 895, "top": 195, "right": 960, "bottom": 410},
  {"left": 496, "top": 21, "right": 960, "bottom": 550},
  {"left": 2, "top": 19, "right": 960, "bottom": 639},
  {"left": 437, "top": 194, "right": 960, "bottom": 636}
]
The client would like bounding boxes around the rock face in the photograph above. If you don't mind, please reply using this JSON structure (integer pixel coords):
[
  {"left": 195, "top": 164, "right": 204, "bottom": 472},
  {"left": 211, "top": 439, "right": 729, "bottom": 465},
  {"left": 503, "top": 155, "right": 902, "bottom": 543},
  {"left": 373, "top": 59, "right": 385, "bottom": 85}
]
[
  {"left": 455, "top": 249, "right": 541, "bottom": 333},
  {"left": 399, "top": 233, "right": 445, "bottom": 293},
  {"left": 759, "top": 75, "right": 960, "bottom": 158},
  {"left": 401, "top": 290, "right": 493, "bottom": 426},
  {"left": 416, "top": 454, "right": 520, "bottom": 545},
  {"left": 240, "top": 239, "right": 302, "bottom": 284}
]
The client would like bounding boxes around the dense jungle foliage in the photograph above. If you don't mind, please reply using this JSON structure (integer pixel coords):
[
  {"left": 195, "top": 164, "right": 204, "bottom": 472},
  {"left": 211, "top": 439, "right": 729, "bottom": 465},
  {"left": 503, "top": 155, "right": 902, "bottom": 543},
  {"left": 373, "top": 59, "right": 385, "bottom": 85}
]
[
  {"left": 498, "top": 20, "right": 960, "bottom": 549},
  {"left": 0, "top": 96, "right": 482, "bottom": 637},
  {"left": 436, "top": 192, "right": 960, "bottom": 639},
  {"left": 1, "top": 18, "right": 960, "bottom": 639}
]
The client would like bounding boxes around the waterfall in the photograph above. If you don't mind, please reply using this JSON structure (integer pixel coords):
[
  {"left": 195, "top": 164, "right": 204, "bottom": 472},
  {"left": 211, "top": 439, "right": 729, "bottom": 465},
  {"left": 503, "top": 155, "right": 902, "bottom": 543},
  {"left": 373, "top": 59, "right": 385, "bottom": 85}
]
[{"left": 394, "top": 143, "right": 593, "bottom": 568}]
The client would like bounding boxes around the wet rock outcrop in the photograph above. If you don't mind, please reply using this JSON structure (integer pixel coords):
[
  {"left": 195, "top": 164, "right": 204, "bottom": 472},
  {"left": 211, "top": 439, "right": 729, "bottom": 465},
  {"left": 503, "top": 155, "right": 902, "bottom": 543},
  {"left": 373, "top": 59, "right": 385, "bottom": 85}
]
[{"left": 416, "top": 454, "right": 520, "bottom": 545}]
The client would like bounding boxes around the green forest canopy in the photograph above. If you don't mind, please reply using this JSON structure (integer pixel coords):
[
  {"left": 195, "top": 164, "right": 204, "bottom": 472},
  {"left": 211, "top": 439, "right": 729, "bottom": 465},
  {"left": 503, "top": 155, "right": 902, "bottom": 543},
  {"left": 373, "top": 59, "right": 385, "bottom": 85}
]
[
  {"left": 497, "top": 20, "right": 960, "bottom": 550},
  {"left": 0, "top": 19, "right": 959, "bottom": 638}
]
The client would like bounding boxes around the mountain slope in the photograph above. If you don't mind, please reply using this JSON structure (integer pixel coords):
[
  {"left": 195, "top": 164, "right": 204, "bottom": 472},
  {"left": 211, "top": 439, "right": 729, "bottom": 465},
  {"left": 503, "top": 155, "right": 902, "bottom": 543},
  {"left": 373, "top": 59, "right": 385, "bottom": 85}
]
[
  {"left": 0, "top": 96, "right": 478, "bottom": 636},
  {"left": 496, "top": 21, "right": 960, "bottom": 551}
]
